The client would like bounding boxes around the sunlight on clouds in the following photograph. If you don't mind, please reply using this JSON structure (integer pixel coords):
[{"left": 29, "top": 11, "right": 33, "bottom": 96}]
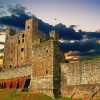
[
  {"left": 0, "top": 53, "right": 4, "bottom": 56},
  {"left": 0, "top": 33, "right": 6, "bottom": 42},
  {"left": 0, "top": 59, "right": 3, "bottom": 66},
  {"left": 0, "top": 44, "right": 4, "bottom": 50}
]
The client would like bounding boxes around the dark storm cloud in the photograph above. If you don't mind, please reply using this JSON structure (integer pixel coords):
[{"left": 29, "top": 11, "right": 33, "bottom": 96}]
[
  {"left": 86, "top": 32, "right": 100, "bottom": 39},
  {"left": 60, "top": 41, "right": 92, "bottom": 52},
  {"left": 0, "top": 4, "right": 32, "bottom": 29},
  {"left": 0, "top": 4, "right": 83, "bottom": 40},
  {"left": 0, "top": 4, "right": 100, "bottom": 56},
  {"left": 0, "top": 4, "right": 98, "bottom": 40},
  {"left": 53, "top": 24, "right": 83, "bottom": 40},
  {"left": 59, "top": 39, "right": 100, "bottom": 55}
]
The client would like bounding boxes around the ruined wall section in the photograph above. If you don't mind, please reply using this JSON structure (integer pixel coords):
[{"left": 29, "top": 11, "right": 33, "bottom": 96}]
[
  {"left": 0, "top": 65, "right": 32, "bottom": 80},
  {"left": 61, "top": 60, "right": 100, "bottom": 98}
]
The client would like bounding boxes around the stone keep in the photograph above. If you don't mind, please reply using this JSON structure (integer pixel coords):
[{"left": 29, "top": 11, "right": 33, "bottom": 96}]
[
  {"left": 3, "top": 18, "right": 62, "bottom": 98},
  {"left": 3, "top": 18, "right": 100, "bottom": 99}
]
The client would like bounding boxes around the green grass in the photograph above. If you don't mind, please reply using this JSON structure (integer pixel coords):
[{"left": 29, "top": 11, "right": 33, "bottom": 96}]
[
  {"left": 2, "top": 89, "right": 100, "bottom": 100},
  {"left": 0, "top": 89, "right": 71, "bottom": 100}
]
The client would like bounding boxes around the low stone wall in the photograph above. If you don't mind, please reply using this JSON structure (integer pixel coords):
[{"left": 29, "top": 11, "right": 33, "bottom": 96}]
[
  {"left": 61, "top": 84, "right": 100, "bottom": 99},
  {"left": 30, "top": 75, "right": 55, "bottom": 97},
  {"left": 0, "top": 65, "right": 32, "bottom": 80},
  {"left": 61, "top": 60, "right": 100, "bottom": 99}
]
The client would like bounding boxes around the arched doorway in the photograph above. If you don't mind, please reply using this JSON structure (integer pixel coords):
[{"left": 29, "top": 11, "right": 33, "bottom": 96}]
[{"left": 22, "top": 78, "right": 31, "bottom": 92}]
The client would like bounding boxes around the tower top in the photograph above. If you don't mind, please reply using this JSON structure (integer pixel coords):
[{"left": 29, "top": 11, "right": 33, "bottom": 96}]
[
  {"left": 25, "top": 18, "right": 38, "bottom": 31},
  {"left": 49, "top": 30, "right": 59, "bottom": 40}
]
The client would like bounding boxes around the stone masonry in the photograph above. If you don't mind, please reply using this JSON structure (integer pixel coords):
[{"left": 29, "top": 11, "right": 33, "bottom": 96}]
[{"left": 1, "top": 18, "right": 100, "bottom": 99}]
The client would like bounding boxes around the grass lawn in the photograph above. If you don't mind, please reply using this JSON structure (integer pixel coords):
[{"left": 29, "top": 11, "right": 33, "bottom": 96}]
[{"left": 0, "top": 89, "right": 71, "bottom": 100}]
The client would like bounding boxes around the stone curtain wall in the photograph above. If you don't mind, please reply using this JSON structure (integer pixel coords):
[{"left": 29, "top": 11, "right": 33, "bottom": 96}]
[
  {"left": 61, "top": 60, "right": 100, "bottom": 85},
  {"left": 0, "top": 65, "right": 32, "bottom": 80},
  {"left": 61, "top": 60, "right": 100, "bottom": 99}
]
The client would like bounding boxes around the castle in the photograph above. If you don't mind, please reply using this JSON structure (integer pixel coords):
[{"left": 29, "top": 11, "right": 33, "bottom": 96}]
[{"left": 0, "top": 18, "right": 100, "bottom": 99}]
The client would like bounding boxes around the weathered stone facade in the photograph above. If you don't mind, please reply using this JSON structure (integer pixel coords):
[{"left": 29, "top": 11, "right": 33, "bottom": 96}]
[
  {"left": 1, "top": 18, "right": 100, "bottom": 99},
  {"left": 61, "top": 60, "right": 100, "bottom": 99},
  {"left": 30, "top": 39, "right": 61, "bottom": 97},
  {"left": 2, "top": 18, "right": 63, "bottom": 98}
]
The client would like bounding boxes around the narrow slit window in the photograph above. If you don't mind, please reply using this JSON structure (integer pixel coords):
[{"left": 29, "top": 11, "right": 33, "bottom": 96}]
[
  {"left": 22, "top": 39, "right": 24, "bottom": 43},
  {"left": 22, "top": 34, "right": 24, "bottom": 38},
  {"left": 10, "top": 65, "right": 12, "bottom": 68},
  {"left": 27, "top": 26, "right": 29, "bottom": 29},
  {"left": 46, "top": 70, "right": 48, "bottom": 75},
  {"left": 21, "top": 48, "right": 24, "bottom": 52},
  {"left": 18, "top": 40, "right": 20, "bottom": 44},
  {"left": 46, "top": 49, "right": 49, "bottom": 53}
]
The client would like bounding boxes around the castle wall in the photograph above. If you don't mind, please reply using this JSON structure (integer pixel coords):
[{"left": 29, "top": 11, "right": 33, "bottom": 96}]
[
  {"left": 0, "top": 65, "right": 32, "bottom": 89},
  {"left": 0, "top": 65, "right": 32, "bottom": 80},
  {"left": 61, "top": 60, "right": 100, "bottom": 99}
]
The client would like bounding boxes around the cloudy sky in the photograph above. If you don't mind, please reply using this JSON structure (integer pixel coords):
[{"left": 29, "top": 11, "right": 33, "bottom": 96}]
[
  {"left": 0, "top": 0, "right": 100, "bottom": 31},
  {"left": 0, "top": 0, "right": 100, "bottom": 61}
]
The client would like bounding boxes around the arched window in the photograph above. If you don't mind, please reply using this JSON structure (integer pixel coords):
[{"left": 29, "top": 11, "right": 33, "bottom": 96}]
[
  {"left": 21, "top": 48, "right": 24, "bottom": 52},
  {"left": 27, "top": 26, "right": 30, "bottom": 29},
  {"left": 18, "top": 40, "right": 20, "bottom": 44},
  {"left": 46, "top": 70, "right": 48, "bottom": 75},
  {"left": 22, "top": 34, "right": 24, "bottom": 38},
  {"left": 22, "top": 39, "right": 24, "bottom": 43}
]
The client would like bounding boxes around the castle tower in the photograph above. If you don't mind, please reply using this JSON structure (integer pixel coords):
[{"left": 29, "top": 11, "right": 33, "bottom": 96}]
[
  {"left": 25, "top": 19, "right": 35, "bottom": 64},
  {"left": 25, "top": 18, "right": 45, "bottom": 64},
  {"left": 4, "top": 28, "right": 18, "bottom": 69},
  {"left": 29, "top": 30, "right": 61, "bottom": 98},
  {"left": 25, "top": 18, "right": 41, "bottom": 43},
  {"left": 25, "top": 18, "right": 38, "bottom": 64}
]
